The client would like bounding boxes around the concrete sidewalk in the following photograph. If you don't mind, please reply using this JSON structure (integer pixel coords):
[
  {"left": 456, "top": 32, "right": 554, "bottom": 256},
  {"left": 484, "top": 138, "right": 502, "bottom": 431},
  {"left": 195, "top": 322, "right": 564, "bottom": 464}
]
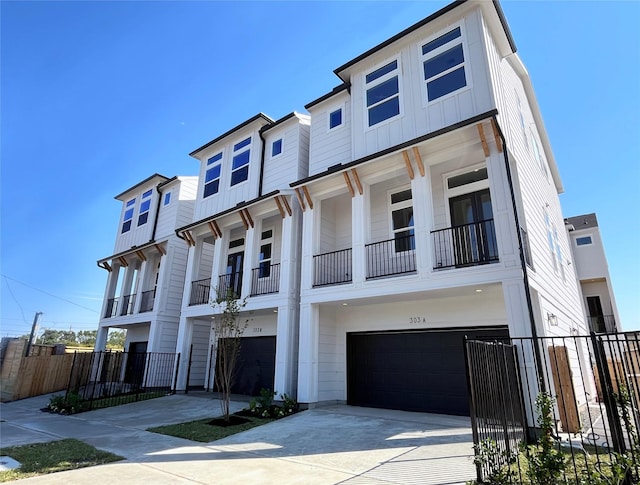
[{"left": 0, "top": 393, "right": 476, "bottom": 484}]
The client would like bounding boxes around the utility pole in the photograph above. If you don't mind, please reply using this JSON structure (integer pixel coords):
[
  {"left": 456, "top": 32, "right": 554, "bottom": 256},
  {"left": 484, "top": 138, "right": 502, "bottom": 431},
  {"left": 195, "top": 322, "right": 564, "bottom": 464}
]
[{"left": 24, "top": 312, "right": 43, "bottom": 357}]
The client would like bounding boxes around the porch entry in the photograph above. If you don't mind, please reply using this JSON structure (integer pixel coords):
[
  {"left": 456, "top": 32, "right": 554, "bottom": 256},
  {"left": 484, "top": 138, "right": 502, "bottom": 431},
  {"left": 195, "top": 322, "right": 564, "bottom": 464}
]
[
  {"left": 449, "top": 188, "right": 497, "bottom": 266},
  {"left": 224, "top": 251, "right": 243, "bottom": 298}
]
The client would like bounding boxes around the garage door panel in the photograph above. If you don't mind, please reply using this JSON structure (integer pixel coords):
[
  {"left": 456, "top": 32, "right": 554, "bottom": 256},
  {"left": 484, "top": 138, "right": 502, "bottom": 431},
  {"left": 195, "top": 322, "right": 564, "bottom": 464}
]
[
  {"left": 347, "top": 328, "right": 508, "bottom": 416},
  {"left": 215, "top": 336, "right": 276, "bottom": 397}
]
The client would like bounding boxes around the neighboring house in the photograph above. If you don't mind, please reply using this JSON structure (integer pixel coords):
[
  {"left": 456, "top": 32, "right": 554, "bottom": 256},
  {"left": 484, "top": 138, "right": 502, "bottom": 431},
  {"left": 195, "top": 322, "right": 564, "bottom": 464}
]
[
  {"left": 291, "top": 0, "right": 588, "bottom": 415},
  {"left": 174, "top": 113, "right": 310, "bottom": 396},
  {"left": 566, "top": 213, "right": 621, "bottom": 334},
  {"left": 96, "top": 174, "right": 198, "bottom": 356}
]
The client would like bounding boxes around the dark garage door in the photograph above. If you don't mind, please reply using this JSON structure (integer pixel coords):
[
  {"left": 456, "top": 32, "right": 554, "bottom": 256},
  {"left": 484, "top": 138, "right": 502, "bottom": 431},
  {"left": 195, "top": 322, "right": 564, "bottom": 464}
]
[
  {"left": 347, "top": 327, "right": 508, "bottom": 416},
  {"left": 215, "top": 336, "right": 276, "bottom": 396}
]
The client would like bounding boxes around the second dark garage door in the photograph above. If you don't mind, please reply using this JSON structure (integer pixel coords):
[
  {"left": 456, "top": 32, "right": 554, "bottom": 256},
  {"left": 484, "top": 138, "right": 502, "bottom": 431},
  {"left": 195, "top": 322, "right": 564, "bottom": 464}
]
[
  {"left": 347, "top": 327, "right": 508, "bottom": 416},
  {"left": 215, "top": 336, "right": 276, "bottom": 396}
]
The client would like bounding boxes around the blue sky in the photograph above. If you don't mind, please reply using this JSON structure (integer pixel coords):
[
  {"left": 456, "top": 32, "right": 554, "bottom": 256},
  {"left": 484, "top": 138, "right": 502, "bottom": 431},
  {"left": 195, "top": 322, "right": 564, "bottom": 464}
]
[{"left": 1, "top": 0, "right": 639, "bottom": 337}]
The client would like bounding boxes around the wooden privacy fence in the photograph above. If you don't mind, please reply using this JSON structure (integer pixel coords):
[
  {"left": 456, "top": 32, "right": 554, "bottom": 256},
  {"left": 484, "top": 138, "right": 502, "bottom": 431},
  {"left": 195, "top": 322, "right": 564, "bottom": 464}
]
[{"left": 0, "top": 339, "right": 74, "bottom": 402}]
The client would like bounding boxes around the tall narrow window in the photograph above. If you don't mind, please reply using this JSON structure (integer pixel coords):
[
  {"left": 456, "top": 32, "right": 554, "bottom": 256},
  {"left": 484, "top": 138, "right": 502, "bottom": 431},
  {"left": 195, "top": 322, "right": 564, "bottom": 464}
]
[
  {"left": 530, "top": 129, "right": 548, "bottom": 179},
  {"left": 121, "top": 198, "right": 135, "bottom": 233},
  {"left": 329, "top": 108, "right": 342, "bottom": 129},
  {"left": 258, "top": 229, "right": 273, "bottom": 278},
  {"left": 204, "top": 152, "right": 222, "bottom": 198},
  {"left": 422, "top": 27, "right": 467, "bottom": 102},
  {"left": 390, "top": 189, "right": 414, "bottom": 252},
  {"left": 554, "top": 227, "right": 565, "bottom": 282},
  {"left": 271, "top": 139, "right": 282, "bottom": 157},
  {"left": 544, "top": 208, "right": 557, "bottom": 271},
  {"left": 138, "top": 189, "right": 153, "bottom": 226},
  {"left": 365, "top": 60, "right": 400, "bottom": 126},
  {"left": 231, "top": 137, "right": 251, "bottom": 186},
  {"left": 163, "top": 192, "right": 171, "bottom": 206}
]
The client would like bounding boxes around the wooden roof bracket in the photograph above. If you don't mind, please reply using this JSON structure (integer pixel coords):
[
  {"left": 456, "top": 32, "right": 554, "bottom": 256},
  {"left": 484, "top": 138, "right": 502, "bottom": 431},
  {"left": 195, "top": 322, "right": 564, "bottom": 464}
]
[
  {"left": 184, "top": 230, "right": 196, "bottom": 247},
  {"left": 295, "top": 187, "right": 306, "bottom": 211},
  {"left": 281, "top": 195, "right": 292, "bottom": 216},
  {"left": 212, "top": 221, "right": 222, "bottom": 239},
  {"left": 302, "top": 186, "right": 313, "bottom": 210},
  {"left": 412, "top": 147, "right": 425, "bottom": 177},
  {"left": 275, "top": 196, "right": 285, "bottom": 218},
  {"left": 402, "top": 150, "right": 415, "bottom": 180},
  {"left": 239, "top": 210, "right": 249, "bottom": 230},
  {"left": 351, "top": 168, "right": 363, "bottom": 195},
  {"left": 98, "top": 261, "right": 112, "bottom": 272},
  {"left": 135, "top": 250, "right": 147, "bottom": 262},
  {"left": 207, "top": 221, "right": 219, "bottom": 239},
  {"left": 118, "top": 256, "right": 129, "bottom": 267},
  {"left": 243, "top": 208, "right": 254, "bottom": 228},
  {"left": 477, "top": 123, "right": 490, "bottom": 157},
  {"left": 154, "top": 243, "right": 166, "bottom": 255},
  {"left": 490, "top": 118, "right": 503, "bottom": 153},
  {"left": 343, "top": 172, "right": 355, "bottom": 197}
]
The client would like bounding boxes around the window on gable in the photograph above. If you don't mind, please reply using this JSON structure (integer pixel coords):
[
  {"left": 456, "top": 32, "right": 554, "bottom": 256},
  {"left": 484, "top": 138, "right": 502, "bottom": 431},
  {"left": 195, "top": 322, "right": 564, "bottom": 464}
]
[
  {"left": 390, "top": 188, "right": 415, "bottom": 252},
  {"left": 365, "top": 60, "right": 400, "bottom": 126},
  {"left": 422, "top": 27, "right": 467, "bottom": 102},
  {"left": 163, "top": 192, "right": 171, "bottom": 206},
  {"left": 576, "top": 236, "right": 592, "bottom": 246},
  {"left": 329, "top": 108, "right": 342, "bottom": 129},
  {"left": 121, "top": 198, "right": 135, "bottom": 233},
  {"left": 204, "top": 152, "right": 222, "bottom": 198},
  {"left": 271, "top": 139, "right": 282, "bottom": 157},
  {"left": 137, "top": 189, "right": 153, "bottom": 226},
  {"left": 231, "top": 137, "right": 251, "bottom": 186}
]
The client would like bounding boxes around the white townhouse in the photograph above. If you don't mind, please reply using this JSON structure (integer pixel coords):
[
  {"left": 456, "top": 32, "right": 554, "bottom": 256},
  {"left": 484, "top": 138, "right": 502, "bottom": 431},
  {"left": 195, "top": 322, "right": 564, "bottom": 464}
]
[
  {"left": 566, "top": 213, "right": 621, "bottom": 334},
  {"left": 96, "top": 174, "right": 198, "bottom": 356},
  {"left": 174, "top": 113, "right": 310, "bottom": 396},
  {"left": 291, "top": 0, "right": 589, "bottom": 415}
]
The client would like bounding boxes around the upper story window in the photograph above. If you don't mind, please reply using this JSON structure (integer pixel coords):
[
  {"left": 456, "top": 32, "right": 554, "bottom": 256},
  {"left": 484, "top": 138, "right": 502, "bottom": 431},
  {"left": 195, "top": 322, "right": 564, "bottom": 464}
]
[
  {"left": 544, "top": 208, "right": 557, "bottom": 272},
  {"left": 137, "top": 189, "right": 153, "bottom": 226},
  {"left": 530, "top": 130, "right": 548, "bottom": 180},
  {"left": 329, "top": 108, "right": 343, "bottom": 129},
  {"left": 231, "top": 137, "right": 251, "bottom": 186},
  {"left": 121, "top": 198, "right": 135, "bottom": 233},
  {"left": 271, "top": 139, "right": 282, "bottom": 157},
  {"left": 204, "top": 152, "right": 223, "bottom": 198},
  {"left": 258, "top": 229, "right": 273, "bottom": 278},
  {"left": 390, "top": 188, "right": 414, "bottom": 252},
  {"left": 365, "top": 60, "right": 400, "bottom": 126},
  {"left": 576, "top": 235, "right": 593, "bottom": 246},
  {"left": 422, "top": 27, "right": 467, "bottom": 102},
  {"left": 163, "top": 192, "right": 171, "bottom": 206}
]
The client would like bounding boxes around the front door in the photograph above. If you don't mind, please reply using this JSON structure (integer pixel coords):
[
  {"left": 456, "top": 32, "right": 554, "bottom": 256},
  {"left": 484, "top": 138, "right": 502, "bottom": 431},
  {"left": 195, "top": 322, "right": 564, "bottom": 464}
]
[
  {"left": 587, "top": 296, "right": 605, "bottom": 332},
  {"left": 226, "top": 252, "right": 244, "bottom": 298},
  {"left": 449, "top": 189, "right": 497, "bottom": 266},
  {"left": 125, "top": 341, "right": 148, "bottom": 388}
]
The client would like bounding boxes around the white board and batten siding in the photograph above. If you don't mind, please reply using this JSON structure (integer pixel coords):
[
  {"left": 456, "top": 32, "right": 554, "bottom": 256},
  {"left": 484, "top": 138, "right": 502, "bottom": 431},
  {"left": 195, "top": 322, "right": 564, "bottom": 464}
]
[
  {"left": 154, "top": 177, "right": 198, "bottom": 240},
  {"left": 114, "top": 179, "right": 162, "bottom": 254},
  {"left": 262, "top": 115, "right": 310, "bottom": 193}
]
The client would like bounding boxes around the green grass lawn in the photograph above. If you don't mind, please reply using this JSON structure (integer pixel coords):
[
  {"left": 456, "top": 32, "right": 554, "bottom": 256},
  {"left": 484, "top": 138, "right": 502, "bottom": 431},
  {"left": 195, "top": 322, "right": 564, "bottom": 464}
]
[
  {"left": 0, "top": 439, "right": 123, "bottom": 482},
  {"left": 148, "top": 414, "right": 275, "bottom": 442}
]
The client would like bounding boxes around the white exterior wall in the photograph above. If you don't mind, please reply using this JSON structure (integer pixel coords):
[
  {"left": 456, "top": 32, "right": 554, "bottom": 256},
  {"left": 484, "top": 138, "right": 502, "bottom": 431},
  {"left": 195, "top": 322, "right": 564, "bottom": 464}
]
[
  {"left": 124, "top": 324, "right": 150, "bottom": 349},
  {"left": 114, "top": 180, "right": 162, "bottom": 254},
  {"left": 155, "top": 177, "right": 198, "bottom": 240},
  {"left": 262, "top": 116, "right": 310, "bottom": 193},
  {"left": 308, "top": 91, "right": 352, "bottom": 176},
  {"left": 570, "top": 228, "right": 610, "bottom": 281}
]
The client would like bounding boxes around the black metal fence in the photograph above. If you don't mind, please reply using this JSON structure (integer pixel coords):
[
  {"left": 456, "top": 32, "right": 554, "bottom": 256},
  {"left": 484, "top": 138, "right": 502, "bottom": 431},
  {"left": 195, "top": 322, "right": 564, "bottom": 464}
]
[
  {"left": 365, "top": 234, "right": 416, "bottom": 279},
  {"left": 189, "top": 278, "right": 211, "bottom": 305},
  {"left": 466, "top": 332, "right": 640, "bottom": 483},
  {"left": 250, "top": 263, "right": 280, "bottom": 296},
  {"left": 432, "top": 219, "right": 498, "bottom": 269},
  {"left": 139, "top": 289, "right": 155, "bottom": 312},
  {"left": 217, "top": 272, "right": 242, "bottom": 299},
  {"left": 66, "top": 351, "right": 179, "bottom": 411},
  {"left": 104, "top": 297, "right": 118, "bottom": 318},
  {"left": 313, "top": 248, "right": 352, "bottom": 287}
]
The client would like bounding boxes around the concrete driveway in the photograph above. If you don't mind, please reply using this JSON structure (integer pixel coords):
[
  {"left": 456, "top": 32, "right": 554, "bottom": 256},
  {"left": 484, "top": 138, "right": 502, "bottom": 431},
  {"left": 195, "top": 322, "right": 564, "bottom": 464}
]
[{"left": 0, "top": 393, "right": 476, "bottom": 484}]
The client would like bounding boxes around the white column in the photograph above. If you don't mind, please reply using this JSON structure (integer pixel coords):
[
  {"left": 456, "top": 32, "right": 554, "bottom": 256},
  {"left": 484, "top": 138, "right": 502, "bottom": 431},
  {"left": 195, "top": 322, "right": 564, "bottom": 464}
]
[
  {"left": 299, "top": 207, "right": 316, "bottom": 291},
  {"left": 241, "top": 224, "right": 257, "bottom": 300},
  {"left": 279, "top": 209, "right": 296, "bottom": 297},
  {"left": 274, "top": 300, "right": 298, "bottom": 397},
  {"left": 211, "top": 231, "right": 228, "bottom": 299},
  {"left": 99, "top": 264, "right": 120, "bottom": 320},
  {"left": 351, "top": 186, "right": 367, "bottom": 284},
  {"left": 174, "top": 315, "right": 193, "bottom": 391},
  {"left": 180, "top": 243, "right": 198, "bottom": 310},
  {"left": 411, "top": 169, "right": 433, "bottom": 274},
  {"left": 133, "top": 259, "right": 150, "bottom": 313},
  {"left": 297, "top": 303, "right": 319, "bottom": 404},
  {"left": 94, "top": 325, "right": 109, "bottom": 351}
]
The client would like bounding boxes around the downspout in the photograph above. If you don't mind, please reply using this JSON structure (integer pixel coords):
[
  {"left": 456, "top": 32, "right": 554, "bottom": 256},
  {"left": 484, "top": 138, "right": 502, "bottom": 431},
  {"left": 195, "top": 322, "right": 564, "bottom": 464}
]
[
  {"left": 150, "top": 183, "right": 163, "bottom": 242},
  {"left": 258, "top": 127, "right": 267, "bottom": 197},
  {"left": 492, "top": 115, "right": 546, "bottom": 393}
]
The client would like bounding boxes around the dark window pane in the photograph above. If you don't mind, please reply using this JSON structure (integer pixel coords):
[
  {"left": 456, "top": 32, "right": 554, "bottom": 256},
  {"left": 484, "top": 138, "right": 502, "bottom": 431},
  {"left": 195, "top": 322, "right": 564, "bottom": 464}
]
[
  {"left": 261, "top": 230, "right": 273, "bottom": 240},
  {"left": 138, "top": 212, "right": 149, "bottom": 226},
  {"left": 234, "top": 137, "right": 251, "bottom": 151},
  {"left": 140, "top": 200, "right": 151, "bottom": 213},
  {"left": 232, "top": 150, "right": 250, "bottom": 169},
  {"left": 121, "top": 220, "right": 132, "bottom": 233},
  {"left": 366, "top": 77, "right": 399, "bottom": 107},
  {"left": 164, "top": 192, "right": 171, "bottom": 205},
  {"left": 576, "top": 236, "right": 592, "bottom": 246},
  {"left": 205, "top": 164, "right": 221, "bottom": 183},
  {"left": 259, "top": 261, "right": 271, "bottom": 278},
  {"left": 230, "top": 165, "right": 249, "bottom": 185},
  {"left": 208, "top": 152, "right": 222, "bottom": 165},
  {"left": 365, "top": 60, "right": 397, "bottom": 83},
  {"left": 427, "top": 67, "right": 466, "bottom": 101},
  {"left": 392, "top": 207, "right": 414, "bottom": 231},
  {"left": 423, "top": 44, "right": 464, "bottom": 79},
  {"left": 124, "top": 208, "right": 134, "bottom": 220},
  {"left": 142, "top": 189, "right": 153, "bottom": 198},
  {"left": 229, "top": 238, "right": 245, "bottom": 249},
  {"left": 447, "top": 168, "right": 488, "bottom": 189},
  {"left": 260, "top": 243, "right": 272, "bottom": 260},
  {"left": 272, "top": 139, "right": 282, "bottom": 156},
  {"left": 126, "top": 198, "right": 136, "bottom": 207},
  {"left": 394, "top": 230, "right": 415, "bottom": 252},
  {"left": 203, "top": 179, "right": 219, "bottom": 197},
  {"left": 368, "top": 97, "right": 400, "bottom": 126},
  {"left": 329, "top": 109, "right": 342, "bottom": 128},
  {"left": 391, "top": 189, "right": 412, "bottom": 204},
  {"left": 422, "top": 27, "right": 461, "bottom": 55}
]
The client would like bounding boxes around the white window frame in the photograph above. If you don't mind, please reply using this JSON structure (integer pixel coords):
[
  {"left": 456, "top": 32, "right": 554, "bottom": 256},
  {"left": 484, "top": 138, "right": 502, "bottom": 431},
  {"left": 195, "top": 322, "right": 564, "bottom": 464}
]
[
  {"left": 137, "top": 189, "right": 153, "bottom": 227},
  {"left": 328, "top": 106, "right": 344, "bottom": 131},
  {"left": 388, "top": 186, "right": 414, "bottom": 253},
  {"left": 443, "top": 163, "right": 489, "bottom": 228},
  {"left": 121, "top": 197, "right": 136, "bottom": 233},
  {"left": 575, "top": 234, "right": 593, "bottom": 246},
  {"left": 364, "top": 58, "right": 402, "bottom": 129},
  {"left": 230, "top": 137, "right": 251, "bottom": 187},
  {"left": 163, "top": 192, "right": 171, "bottom": 206},
  {"left": 544, "top": 207, "right": 557, "bottom": 272},
  {"left": 530, "top": 128, "right": 548, "bottom": 180},
  {"left": 271, "top": 137, "right": 283, "bottom": 158},
  {"left": 420, "top": 24, "right": 471, "bottom": 105},
  {"left": 258, "top": 228, "right": 274, "bottom": 278},
  {"left": 203, "top": 151, "right": 223, "bottom": 198}
]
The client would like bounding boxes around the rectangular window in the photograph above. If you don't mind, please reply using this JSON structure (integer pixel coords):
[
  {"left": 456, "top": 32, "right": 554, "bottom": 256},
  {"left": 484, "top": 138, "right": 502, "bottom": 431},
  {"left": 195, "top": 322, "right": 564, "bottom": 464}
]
[
  {"left": 271, "top": 139, "right": 282, "bottom": 157},
  {"left": 544, "top": 209, "right": 557, "bottom": 272},
  {"left": 422, "top": 27, "right": 467, "bottom": 102},
  {"left": 163, "top": 192, "right": 171, "bottom": 206},
  {"left": 576, "top": 236, "right": 592, "bottom": 246},
  {"left": 204, "top": 152, "right": 222, "bottom": 198},
  {"left": 390, "top": 188, "right": 414, "bottom": 252},
  {"left": 329, "top": 108, "right": 342, "bottom": 129},
  {"left": 231, "top": 137, "right": 251, "bottom": 186},
  {"left": 137, "top": 189, "right": 153, "bottom": 226},
  {"left": 121, "top": 198, "right": 135, "bottom": 233},
  {"left": 258, "top": 230, "right": 273, "bottom": 278},
  {"left": 530, "top": 129, "right": 547, "bottom": 179},
  {"left": 365, "top": 60, "right": 400, "bottom": 126}
]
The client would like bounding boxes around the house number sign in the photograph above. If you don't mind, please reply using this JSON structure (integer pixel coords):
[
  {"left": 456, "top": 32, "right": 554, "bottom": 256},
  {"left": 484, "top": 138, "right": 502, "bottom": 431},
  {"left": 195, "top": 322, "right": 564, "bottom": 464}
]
[
  {"left": 253, "top": 327, "right": 263, "bottom": 333},
  {"left": 409, "top": 316, "right": 426, "bottom": 324}
]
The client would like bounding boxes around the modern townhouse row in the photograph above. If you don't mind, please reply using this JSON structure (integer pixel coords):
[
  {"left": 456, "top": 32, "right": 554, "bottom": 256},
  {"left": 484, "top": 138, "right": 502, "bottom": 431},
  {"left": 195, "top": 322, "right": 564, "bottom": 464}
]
[{"left": 94, "top": 0, "right": 621, "bottom": 416}]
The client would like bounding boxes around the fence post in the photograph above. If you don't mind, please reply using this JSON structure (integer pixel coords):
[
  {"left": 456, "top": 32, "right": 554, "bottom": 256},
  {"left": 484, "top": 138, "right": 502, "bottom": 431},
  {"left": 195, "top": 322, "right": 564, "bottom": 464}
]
[
  {"left": 185, "top": 344, "right": 193, "bottom": 395},
  {"left": 464, "top": 336, "right": 483, "bottom": 482},
  {"left": 172, "top": 353, "right": 180, "bottom": 394}
]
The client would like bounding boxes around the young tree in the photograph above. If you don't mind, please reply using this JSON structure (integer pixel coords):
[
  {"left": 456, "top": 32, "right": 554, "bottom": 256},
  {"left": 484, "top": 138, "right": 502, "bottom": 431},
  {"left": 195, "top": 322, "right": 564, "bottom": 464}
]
[{"left": 212, "top": 289, "right": 248, "bottom": 422}]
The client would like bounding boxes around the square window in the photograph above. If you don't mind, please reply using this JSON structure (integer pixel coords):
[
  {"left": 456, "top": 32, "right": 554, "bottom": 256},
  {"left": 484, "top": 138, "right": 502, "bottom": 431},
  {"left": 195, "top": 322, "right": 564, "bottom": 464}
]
[
  {"left": 272, "top": 139, "right": 282, "bottom": 157},
  {"left": 329, "top": 109, "right": 342, "bottom": 129}
]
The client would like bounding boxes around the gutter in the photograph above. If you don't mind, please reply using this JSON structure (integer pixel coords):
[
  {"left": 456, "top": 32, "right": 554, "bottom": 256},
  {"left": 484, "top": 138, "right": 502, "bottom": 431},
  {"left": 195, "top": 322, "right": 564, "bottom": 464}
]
[
  {"left": 258, "top": 127, "right": 267, "bottom": 197},
  {"left": 492, "top": 115, "right": 546, "bottom": 393},
  {"left": 151, "top": 183, "right": 164, "bottom": 242}
]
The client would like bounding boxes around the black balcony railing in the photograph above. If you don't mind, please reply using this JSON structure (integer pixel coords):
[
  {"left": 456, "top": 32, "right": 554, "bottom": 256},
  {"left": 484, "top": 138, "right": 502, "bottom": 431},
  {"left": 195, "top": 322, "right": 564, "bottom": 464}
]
[
  {"left": 365, "top": 234, "right": 417, "bottom": 279},
  {"left": 218, "top": 272, "right": 242, "bottom": 299},
  {"left": 250, "top": 263, "right": 280, "bottom": 296},
  {"left": 189, "top": 278, "right": 211, "bottom": 306},
  {"left": 104, "top": 297, "right": 119, "bottom": 319},
  {"left": 431, "top": 219, "right": 498, "bottom": 269},
  {"left": 589, "top": 314, "right": 617, "bottom": 333},
  {"left": 139, "top": 289, "right": 155, "bottom": 313},
  {"left": 120, "top": 294, "right": 136, "bottom": 316},
  {"left": 313, "top": 248, "right": 352, "bottom": 287}
]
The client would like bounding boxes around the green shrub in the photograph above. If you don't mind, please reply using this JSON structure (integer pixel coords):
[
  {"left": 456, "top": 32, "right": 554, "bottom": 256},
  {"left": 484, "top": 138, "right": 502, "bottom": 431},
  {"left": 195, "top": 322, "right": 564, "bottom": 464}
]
[{"left": 47, "top": 392, "right": 89, "bottom": 414}]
